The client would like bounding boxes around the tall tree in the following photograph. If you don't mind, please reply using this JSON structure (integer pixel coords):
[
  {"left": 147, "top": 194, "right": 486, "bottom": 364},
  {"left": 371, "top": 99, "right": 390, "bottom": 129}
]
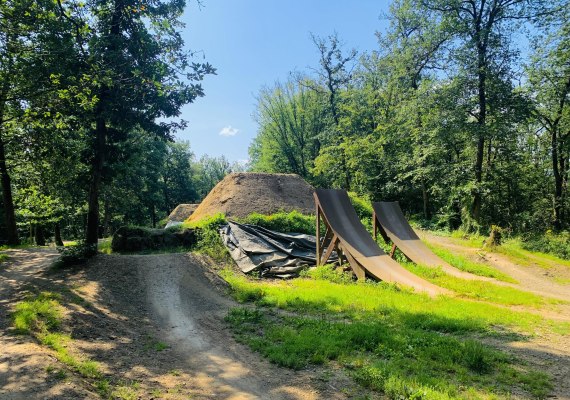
[
  {"left": 58, "top": 0, "right": 215, "bottom": 244},
  {"left": 527, "top": 7, "right": 570, "bottom": 230}
]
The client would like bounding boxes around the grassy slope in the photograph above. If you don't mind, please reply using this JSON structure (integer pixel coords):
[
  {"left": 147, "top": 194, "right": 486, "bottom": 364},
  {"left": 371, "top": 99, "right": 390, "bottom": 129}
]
[{"left": 222, "top": 268, "right": 563, "bottom": 399}]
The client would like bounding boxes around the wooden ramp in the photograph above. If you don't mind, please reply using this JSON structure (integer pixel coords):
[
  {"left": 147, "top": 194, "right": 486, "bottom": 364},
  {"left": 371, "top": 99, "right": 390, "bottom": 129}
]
[
  {"left": 314, "top": 189, "right": 446, "bottom": 296},
  {"left": 372, "top": 201, "right": 488, "bottom": 280}
]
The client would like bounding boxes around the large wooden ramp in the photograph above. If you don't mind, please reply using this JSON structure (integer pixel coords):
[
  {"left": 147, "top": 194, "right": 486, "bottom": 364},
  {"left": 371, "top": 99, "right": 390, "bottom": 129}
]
[
  {"left": 372, "top": 201, "right": 488, "bottom": 280},
  {"left": 314, "top": 189, "right": 446, "bottom": 296}
]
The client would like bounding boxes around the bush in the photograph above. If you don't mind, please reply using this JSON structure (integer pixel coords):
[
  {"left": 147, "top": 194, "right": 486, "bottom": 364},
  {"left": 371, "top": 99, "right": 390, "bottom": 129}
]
[
  {"left": 241, "top": 210, "right": 315, "bottom": 235},
  {"left": 111, "top": 226, "right": 196, "bottom": 252},
  {"left": 57, "top": 242, "right": 97, "bottom": 267},
  {"left": 348, "top": 192, "right": 373, "bottom": 221},
  {"left": 521, "top": 231, "right": 570, "bottom": 260}
]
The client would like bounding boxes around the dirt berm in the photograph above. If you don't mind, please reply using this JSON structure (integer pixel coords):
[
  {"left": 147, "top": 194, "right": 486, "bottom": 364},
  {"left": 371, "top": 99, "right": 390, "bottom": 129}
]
[{"left": 188, "top": 173, "right": 315, "bottom": 222}]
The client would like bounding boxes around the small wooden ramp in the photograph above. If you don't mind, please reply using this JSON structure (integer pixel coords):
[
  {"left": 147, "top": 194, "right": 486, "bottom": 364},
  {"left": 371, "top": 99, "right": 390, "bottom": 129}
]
[
  {"left": 372, "top": 201, "right": 489, "bottom": 280},
  {"left": 314, "top": 189, "right": 446, "bottom": 296}
]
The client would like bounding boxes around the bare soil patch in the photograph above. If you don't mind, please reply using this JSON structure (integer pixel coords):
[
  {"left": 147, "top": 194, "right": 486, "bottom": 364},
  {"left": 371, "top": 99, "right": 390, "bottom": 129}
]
[
  {"left": 188, "top": 173, "right": 315, "bottom": 222},
  {"left": 0, "top": 249, "right": 350, "bottom": 399}
]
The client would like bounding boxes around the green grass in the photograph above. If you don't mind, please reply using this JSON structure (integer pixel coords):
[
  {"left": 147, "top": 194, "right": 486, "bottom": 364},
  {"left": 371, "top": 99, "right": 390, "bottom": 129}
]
[
  {"left": 11, "top": 292, "right": 102, "bottom": 379},
  {"left": 497, "top": 239, "right": 570, "bottom": 270},
  {"left": 425, "top": 243, "right": 517, "bottom": 283},
  {"left": 404, "top": 263, "right": 562, "bottom": 308},
  {"left": 0, "top": 252, "right": 9, "bottom": 263},
  {"left": 223, "top": 268, "right": 558, "bottom": 399}
]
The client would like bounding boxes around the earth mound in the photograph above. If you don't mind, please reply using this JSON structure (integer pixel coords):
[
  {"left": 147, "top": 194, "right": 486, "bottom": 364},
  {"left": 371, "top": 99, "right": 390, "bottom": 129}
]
[
  {"left": 188, "top": 173, "right": 315, "bottom": 222},
  {"left": 168, "top": 203, "right": 199, "bottom": 222}
]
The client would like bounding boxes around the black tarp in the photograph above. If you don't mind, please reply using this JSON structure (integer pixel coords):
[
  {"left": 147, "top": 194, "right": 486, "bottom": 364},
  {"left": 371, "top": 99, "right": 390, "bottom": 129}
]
[{"left": 220, "top": 221, "right": 336, "bottom": 278}]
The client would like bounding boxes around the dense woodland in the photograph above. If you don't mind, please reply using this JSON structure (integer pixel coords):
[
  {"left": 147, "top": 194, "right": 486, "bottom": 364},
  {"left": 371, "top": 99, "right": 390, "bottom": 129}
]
[
  {"left": 251, "top": 0, "right": 570, "bottom": 235},
  {"left": 1, "top": 0, "right": 570, "bottom": 246}
]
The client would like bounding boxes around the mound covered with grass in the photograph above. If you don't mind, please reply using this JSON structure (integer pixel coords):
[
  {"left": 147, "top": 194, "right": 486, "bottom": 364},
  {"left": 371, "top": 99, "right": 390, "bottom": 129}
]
[{"left": 187, "top": 173, "right": 315, "bottom": 222}]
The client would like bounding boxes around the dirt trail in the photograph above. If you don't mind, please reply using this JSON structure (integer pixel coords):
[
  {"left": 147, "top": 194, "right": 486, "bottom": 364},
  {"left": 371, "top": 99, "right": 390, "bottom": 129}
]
[
  {"left": 0, "top": 249, "right": 345, "bottom": 399},
  {"left": 0, "top": 248, "right": 97, "bottom": 399},
  {"left": 419, "top": 231, "right": 570, "bottom": 303}
]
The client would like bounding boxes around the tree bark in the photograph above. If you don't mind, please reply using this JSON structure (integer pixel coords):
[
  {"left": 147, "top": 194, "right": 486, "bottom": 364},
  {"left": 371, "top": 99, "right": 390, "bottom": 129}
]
[
  {"left": 0, "top": 129, "right": 19, "bottom": 245},
  {"left": 553, "top": 129, "right": 563, "bottom": 230},
  {"left": 54, "top": 223, "right": 64, "bottom": 246},
  {"left": 86, "top": 117, "right": 107, "bottom": 245},
  {"left": 34, "top": 224, "right": 46, "bottom": 246}
]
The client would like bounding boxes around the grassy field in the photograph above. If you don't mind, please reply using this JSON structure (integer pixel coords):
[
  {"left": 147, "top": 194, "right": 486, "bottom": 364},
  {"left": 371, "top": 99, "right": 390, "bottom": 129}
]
[{"left": 222, "top": 267, "right": 564, "bottom": 399}]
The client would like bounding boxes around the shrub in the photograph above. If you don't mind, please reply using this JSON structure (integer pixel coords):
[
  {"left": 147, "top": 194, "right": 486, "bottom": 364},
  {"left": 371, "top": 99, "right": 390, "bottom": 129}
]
[
  {"left": 111, "top": 226, "right": 196, "bottom": 252},
  {"left": 240, "top": 210, "right": 315, "bottom": 235},
  {"left": 521, "top": 231, "right": 570, "bottom": 260},
  {"left": 57, "top": 242, "right": 97, "bottom": 267}
]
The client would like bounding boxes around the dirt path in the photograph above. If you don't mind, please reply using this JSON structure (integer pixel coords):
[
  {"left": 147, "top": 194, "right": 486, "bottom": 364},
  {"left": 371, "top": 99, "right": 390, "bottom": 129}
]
[
  {"left": 0, "top": 249, "right": 347, "bottom": 399},
  {"left": 0, "top": 248, "right": 97, "bottom": 399},
  {"left": 418, "top": 231, "right": 570, "bottom": 303}
]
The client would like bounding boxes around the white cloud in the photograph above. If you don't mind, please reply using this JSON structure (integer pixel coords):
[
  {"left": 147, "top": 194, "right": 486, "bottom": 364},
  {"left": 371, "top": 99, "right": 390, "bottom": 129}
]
[{"left": 219, "top": 125, "right": 239, "bottom": 137}]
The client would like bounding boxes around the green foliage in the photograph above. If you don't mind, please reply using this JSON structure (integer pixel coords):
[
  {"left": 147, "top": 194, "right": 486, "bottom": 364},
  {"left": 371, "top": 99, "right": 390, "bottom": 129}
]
[
  {"left": 56, "top": 242, "right": 97, "bottom": 267},
  {"left": 240, "top": 211, "right": 316, "bottom": 235},
  {"left": 0, "top": 252, "right": 8, "bottom": 263},
  {"left": 520, "top": 231, "right": 570, "bottom": 261},
  {"left": 299, "top": 264, "right": 354, "bottom": 284}
]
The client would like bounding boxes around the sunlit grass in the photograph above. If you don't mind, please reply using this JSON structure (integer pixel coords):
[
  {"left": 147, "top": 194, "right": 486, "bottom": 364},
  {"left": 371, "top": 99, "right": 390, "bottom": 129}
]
[
  {"left": 98, "top": 237, "right": 112, "bottom": 254},
  {"left": 0, "top": 252, "right": 9, "bottom": 263},
  {"left": 221, "top": 268, "right": 567, "bottom": 334},
  {"left": 222, "top": 268, "right": 560, "bottom": 399},
  {"left": 425, "top": 242, "right": 517, "bottom": 283},
  {"left": 497, "top": 239, "right": 570, "bottom": 270},
  {"left": 404, "top": 263, "right": 562, "bottom": 308}
]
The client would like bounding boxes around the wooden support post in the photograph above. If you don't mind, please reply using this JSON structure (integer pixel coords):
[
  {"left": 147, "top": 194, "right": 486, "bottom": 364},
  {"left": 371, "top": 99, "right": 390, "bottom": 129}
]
[
  {"left": 389, "top": 243, "right": 397, "bottom": 258},
  {"left": 344, "top": 249, "right": 365, "bottom": 281},
  {"left": 316, "top": 205, "right": 321, "bottom": 266}
]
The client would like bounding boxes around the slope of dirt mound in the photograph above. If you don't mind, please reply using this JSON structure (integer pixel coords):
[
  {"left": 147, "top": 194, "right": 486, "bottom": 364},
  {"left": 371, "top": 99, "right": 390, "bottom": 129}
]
[
  {"left": 188, "top": 173, "right": 315, "bottom": 222},
  {"left": 168, "top": 204, "right": 199, "bottom": 222}
]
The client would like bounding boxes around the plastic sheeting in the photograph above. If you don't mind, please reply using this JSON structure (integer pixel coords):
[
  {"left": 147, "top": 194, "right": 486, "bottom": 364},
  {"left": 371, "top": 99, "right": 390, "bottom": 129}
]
[{"left": 220, "top": 221, "right": 336, "bottom": 278}]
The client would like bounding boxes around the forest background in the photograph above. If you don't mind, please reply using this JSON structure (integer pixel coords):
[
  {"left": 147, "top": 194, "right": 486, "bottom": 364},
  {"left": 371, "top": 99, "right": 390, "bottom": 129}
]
[{"left": 1, "top": 0, "right": 570, "bottom": 249}]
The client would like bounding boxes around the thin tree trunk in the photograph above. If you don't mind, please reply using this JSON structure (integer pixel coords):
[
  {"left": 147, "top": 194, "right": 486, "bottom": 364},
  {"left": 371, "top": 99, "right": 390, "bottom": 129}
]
[
  {"left": 86, "top": 117, "right": 106, "bottom": 244},
  {"left": 421, "top": 179, "right": 430, "bottom": 220},
  {"left": 472, "top": 39, "right": 487, "bottom": 224},
  {"left": 34, "top": 224, "right": 45, "bottom": 246},
  {"left": 54, "top": 223, "right": 63, "bottom": 246},
  {"left": 0, "top": 131, "right": 19, "bottom": 245},
  {"left": 553, "top": 129, "right": 563, "bottom": 231}
]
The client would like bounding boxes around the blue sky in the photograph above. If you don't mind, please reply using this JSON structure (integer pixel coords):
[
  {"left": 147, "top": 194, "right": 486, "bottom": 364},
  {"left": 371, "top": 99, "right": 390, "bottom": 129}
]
[{"left": 175, "top": 1, "right": 391, "bottom": 163}]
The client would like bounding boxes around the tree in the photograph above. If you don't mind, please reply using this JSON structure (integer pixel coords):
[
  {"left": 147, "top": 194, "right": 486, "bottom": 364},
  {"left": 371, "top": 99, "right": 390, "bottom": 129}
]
[
  {"left": 250, "top": 77, "right": 326, "bottom": 181},
  {"left": 0, "top": 0, "right": 74, "bottom": 244},
  {"left": 310, "top": 32, "right": 357, "bottom": 190},
  {"left": 527, "top": 8, "right": 570, "bottom": 230},
  {"left": 58, "top": 0, "right": 215, "bottom": 244}
]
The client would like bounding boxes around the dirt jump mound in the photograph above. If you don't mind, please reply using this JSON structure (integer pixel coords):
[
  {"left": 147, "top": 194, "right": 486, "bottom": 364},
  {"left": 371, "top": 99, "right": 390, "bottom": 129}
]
[
  {"left": 168, "top": 203, "right": 199, "bottom": 222},
  {"left": 187, "top": 173, "right": 315, "bottom": 222}
]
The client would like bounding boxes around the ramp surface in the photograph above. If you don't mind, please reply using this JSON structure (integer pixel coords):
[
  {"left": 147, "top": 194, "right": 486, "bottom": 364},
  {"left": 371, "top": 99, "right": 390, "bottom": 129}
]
[
  {"left": 372, "top": 201, "right": 485, "bottom": 280},
  {"left": 315, "top": 189, "right": 445, "bottom": 296}
]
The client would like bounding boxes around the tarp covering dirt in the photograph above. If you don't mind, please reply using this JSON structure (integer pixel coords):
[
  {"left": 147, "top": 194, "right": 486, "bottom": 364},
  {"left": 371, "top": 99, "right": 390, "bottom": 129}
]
[{"left": 220, "top": 221, "right": 335, "bottom": 278}]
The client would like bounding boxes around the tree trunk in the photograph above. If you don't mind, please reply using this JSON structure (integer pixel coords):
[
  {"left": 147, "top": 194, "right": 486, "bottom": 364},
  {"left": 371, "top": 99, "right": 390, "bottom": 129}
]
[
  {"left": 54, "top": 223, "right": 64, "bottom": 246},
  {"left": 86, "top": 117, "right": 107, "bottom": 245},
  {"left": 472, "top": 38, "right": 487, "bottom": 224},
  {"left": 102, "top": 196, "right": 110, "bottom": 237},
  {"left": 553, "top": 129, "right": 563, "bottom": 231},
  {"left": 0, "top": 132, "right": 19, "bottom": 245},
  {"left": 34, "top": 224, "right": 46, "bottom": 246},
  {"left": 421, "top": 179, "right": 430, "bottom": 220}
]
